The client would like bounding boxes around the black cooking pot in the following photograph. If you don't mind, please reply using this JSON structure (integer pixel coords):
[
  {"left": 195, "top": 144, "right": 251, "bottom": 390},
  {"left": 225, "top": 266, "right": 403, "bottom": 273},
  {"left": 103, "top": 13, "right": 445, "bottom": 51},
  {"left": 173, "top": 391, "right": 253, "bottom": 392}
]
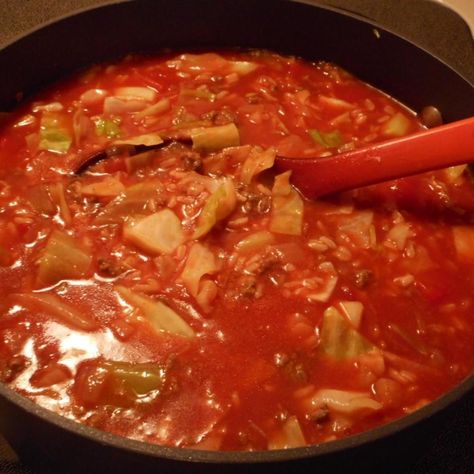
[{"left": 0, "top": 1, "right": 472, "bottom": 473}]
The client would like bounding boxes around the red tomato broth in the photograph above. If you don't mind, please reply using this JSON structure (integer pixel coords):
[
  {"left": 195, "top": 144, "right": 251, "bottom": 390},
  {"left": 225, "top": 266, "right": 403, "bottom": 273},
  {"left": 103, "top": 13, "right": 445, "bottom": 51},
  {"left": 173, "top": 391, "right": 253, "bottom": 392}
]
[{"left": 0, "top": 50, "right": 473, "bottom": 451}]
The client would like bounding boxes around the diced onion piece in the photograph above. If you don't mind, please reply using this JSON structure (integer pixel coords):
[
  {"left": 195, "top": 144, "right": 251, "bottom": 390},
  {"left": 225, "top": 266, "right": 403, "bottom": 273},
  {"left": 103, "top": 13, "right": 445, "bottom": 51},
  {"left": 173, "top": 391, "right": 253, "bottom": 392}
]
[
  {"left": 338, "top": 301, "right": 364, "bottom": 329},
  {"left": 134, "top": 98, "right": 170, "bottom": 119},
  {"left": 114, "top": 87, "right": 157, "bottom": 102},
  {"left": 241, "top": 147, "right": 276, "bottom": 184},
  {"left": 180, "top": 243, "right": 219, "bottom": 297},
  {"left": 311, "top": 389, "right": 382, "bottom": 414},
  {"left": 320, "top": 306, "right": 374, "bottom": 359},
  {"left": 453, "top": 226, "right": 474, "bottom": 263},
  {"left": 80, "top": 177, "right": 125, "bottom": 197},
  {"left": 270, "top": 171, "right": 304, "bottom": 236},
  {"left": 382, "top": 112, "right": 410, "bottom": 137},
  {"left": 229, "top": 61, "right": 258, "bottom": 75},
  {"left": 95, "top": 181, "right": 163, "bottom": 224},
  {"left": 116, "top": 286, "right": 194, "bottom": 338},
  {"left": 80, "top": 89, "right": 107, "bottom": 105},
  {"left": 193, "top": 178, "right": 236, "bottom": 239},
  {"left": 191, "top": 123, "right": 240, "bottom": 152},
  {"left": 123, "top": 209, "right": 184, "bottom": 255},
  {"left": 114, "top": 133, "right": 163, "bottom": 147},
  {"left": 268, "top": 416, "right": 306, "bottom": 450},
  {"left": 12, "top": 292, "right": 97, "bottom": 331},
  {"left": 36, "top": 230, "right": 92, "bottom": 288},
  {"left": 234, "top": 231, "right": 275, "bottom": 255}
]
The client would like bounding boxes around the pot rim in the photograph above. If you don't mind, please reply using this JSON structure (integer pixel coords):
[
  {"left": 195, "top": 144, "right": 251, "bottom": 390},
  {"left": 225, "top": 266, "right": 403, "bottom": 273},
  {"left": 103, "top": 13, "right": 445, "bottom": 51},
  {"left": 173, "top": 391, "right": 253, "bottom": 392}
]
[{"left": 0, "top": 0, "right": 472, "bottom": 464}]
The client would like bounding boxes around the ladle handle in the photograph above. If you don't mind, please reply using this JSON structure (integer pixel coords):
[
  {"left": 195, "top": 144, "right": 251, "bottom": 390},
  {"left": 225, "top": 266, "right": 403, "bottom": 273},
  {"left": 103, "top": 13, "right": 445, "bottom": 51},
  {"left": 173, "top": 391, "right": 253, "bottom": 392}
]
[{"left": 275, "top": 116, "right": 474, "bottom": 198}]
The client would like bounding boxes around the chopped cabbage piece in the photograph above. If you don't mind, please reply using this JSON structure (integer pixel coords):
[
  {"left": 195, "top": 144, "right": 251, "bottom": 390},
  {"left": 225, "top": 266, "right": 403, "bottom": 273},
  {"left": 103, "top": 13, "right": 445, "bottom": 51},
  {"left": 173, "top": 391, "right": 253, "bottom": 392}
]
[
  {"left": 94, "top": 117, "right": 121, "bottom": 138},
  {"left": 38, "top": 113, "right": 72, "bottom": 154},
  {"left": 234, "top": 231, "right": 275, "bottom": 255},
  {"left": 382, "top": 112, "right": 410, "bottom": 137},
  {"left": 191, "top": 123, "right": 240, "bottom": 152},
  {"left": 308, "top": 128, "right": 343, "bottom": 148},
  {"left": 336, "top": 210, "right": 374, "bottom": 248},
  {"left": 338, "top": 301, "right": 364, "bottom": 329},
  {"left": 453, "top": 226, "right": 474, "bottom": 263},
  {"left": 114, "top": 133, "right": 163, "bottom": 147},
  {"left": 269, "top": 171, "right": 304, "bottom": 236},
  {"left": 134, "top": 98, "right": 170, "bottom": 119},
  {"left": 311, "top": 389, "right": 382, "bottom": 414},
  {"left": 268, "top": 416, "right": 306, "bottom": 450},
  {"left": 46, "top": 182, "right": 72, "bottom": 225},
  {"left": 80, "top": 176, "right": 125, "bottom": 197},
  {"left": 114, "top": 87, "right": 157, "bottom": 102},
  {"left": 95, "top": 181, "right": 163, "bottom": 224},
  {"left": 36, "top": 231, "right": 92, "bottom": 288},
  {"left": 320, "top": 306, "right": 374, "bottom": 359},
  {"left": 241, "top": 147, "right": 276, "bottom": 184},
  {"left": 193, "top": 178, "right": 236, "bottom": 239},
  {"left": 180, "top": 243, "right": 219, "bottom": 297},
  {"left": 12, "top": 292, "right": 98, "bottom": 331},
  {"left": 123, "top": 209, "right": 184, "bottom": 255},
  {"left": 116, "top": 286, "right": 194, "bottom": 338},
  {"left": 230, "top": 61, "right": 258, "bottom": 75}
]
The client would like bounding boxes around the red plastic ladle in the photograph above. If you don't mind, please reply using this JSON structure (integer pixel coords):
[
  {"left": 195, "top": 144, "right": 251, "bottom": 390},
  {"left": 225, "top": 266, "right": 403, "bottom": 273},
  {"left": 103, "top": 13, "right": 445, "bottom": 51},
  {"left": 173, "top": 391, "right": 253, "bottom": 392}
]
[{"left": 275, "top": 116, "right": 474, "bottom": 199}]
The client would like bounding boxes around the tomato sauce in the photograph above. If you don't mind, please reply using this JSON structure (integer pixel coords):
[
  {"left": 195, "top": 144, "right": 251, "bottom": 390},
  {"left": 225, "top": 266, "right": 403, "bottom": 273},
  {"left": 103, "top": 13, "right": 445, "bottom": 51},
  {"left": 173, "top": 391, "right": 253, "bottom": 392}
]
[{"left": 0, "top": 50, "right": 472, "bottom": 451}]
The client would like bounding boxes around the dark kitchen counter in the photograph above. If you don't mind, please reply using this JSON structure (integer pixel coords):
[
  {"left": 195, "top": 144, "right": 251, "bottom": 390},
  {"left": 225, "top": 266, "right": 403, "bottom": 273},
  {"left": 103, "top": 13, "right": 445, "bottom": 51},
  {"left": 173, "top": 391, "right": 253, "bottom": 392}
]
[{"left": 0, "top": 1, "right": 472, "bottom": 473}]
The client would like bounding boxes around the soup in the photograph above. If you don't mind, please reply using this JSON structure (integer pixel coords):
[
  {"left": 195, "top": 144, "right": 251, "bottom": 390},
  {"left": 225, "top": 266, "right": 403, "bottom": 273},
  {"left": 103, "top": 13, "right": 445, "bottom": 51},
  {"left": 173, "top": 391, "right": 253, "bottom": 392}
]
[{"left": 0, "top": 51, "right": 472, "bottom": 451}]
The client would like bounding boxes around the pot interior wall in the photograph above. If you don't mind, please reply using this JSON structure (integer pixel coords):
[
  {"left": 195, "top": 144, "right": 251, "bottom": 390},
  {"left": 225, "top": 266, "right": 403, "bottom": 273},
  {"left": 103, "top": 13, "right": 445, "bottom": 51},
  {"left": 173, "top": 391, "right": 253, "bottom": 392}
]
[{"left": 0, "top": 0, "right": 472, "bottom": 121}]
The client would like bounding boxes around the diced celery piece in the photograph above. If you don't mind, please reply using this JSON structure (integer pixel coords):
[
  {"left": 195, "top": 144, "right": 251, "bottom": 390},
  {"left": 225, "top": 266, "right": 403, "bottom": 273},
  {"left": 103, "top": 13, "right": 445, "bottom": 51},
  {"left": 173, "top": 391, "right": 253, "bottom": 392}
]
[
  {"left": 269, "top": 171, "right": 304, "bottom": 236},
  {"left": 12, "top": 292, "right": 98, "bottom": 330},
  {"left": 123, "top": 209, "right": 184, "bottom": 255},
  {"left": 36, "top": 230, "right": 92, "bottom": 288},
  {"left": 116, "top": 286, "right": 195, "bottom": 338},
  {"left": 320, "top": 306, "right": 374, "bottom": 359},
  {"left": 191, "top": 123, "right": 240, "bottom": 152},
  {"left": 308, "top": 128, "right": 343, "bottom": 148}
]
